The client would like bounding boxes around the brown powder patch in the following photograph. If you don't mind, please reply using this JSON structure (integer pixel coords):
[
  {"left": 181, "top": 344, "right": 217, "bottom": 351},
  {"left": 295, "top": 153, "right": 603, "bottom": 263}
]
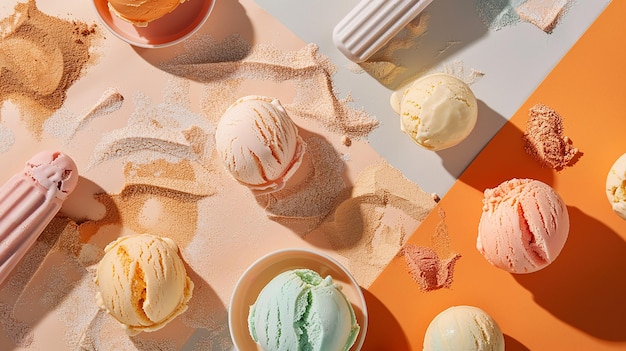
[
  {"left": 79, "top": 184, "right": 205, "bottom": 248},
  {"left": 522, "top": 103, "right": 580, "bottom": 169},
  {"left": 124, "top": 158, "right": 216, "bottom": 197},
  {"left": 516, "top": 0, "right": 571, "bottom": 33},
  {"left": 0, "top": 0, "right": 100, "bottom": 138},
  {"left": 400, "top": 208, "right": 461, "bottom": 292},
  {"left": 401, "top": 244, "right": 460, "bottom": 292}
]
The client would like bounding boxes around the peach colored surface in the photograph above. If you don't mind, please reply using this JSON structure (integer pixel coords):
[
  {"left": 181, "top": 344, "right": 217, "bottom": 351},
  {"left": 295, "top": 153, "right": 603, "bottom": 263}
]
[{"left": 368, "top": 1, "right": 626, "bottom": 350}]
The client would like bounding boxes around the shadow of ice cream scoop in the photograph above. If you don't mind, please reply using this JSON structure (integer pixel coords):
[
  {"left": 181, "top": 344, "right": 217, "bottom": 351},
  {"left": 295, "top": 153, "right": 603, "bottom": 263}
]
[
  {"left": 503, "top": 334, "right": 532, "bottom": 351},
  {"left": 513, "top": 206, "right": 626, "bottom": 341},
  {"left": 360, "top": 288, "right": 411, "bottom": 350}
]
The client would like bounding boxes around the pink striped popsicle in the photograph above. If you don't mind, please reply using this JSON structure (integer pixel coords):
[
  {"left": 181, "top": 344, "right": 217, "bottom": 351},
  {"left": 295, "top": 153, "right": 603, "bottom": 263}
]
[{"left": 0, "top": 151, "right": 79, "bottom": 285}]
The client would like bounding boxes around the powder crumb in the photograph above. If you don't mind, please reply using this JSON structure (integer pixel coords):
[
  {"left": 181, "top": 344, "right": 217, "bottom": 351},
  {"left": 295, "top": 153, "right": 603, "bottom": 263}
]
[
  {"left": 0, "top": 302, "right": 34, "bottom": 348},
  {"left": 0, "top": 0, "right": 101, "bottom": 138},
  {"left": 516, "top": 0, "right": 571, "bottom": 33},
  {"left": 341, "top": 135, "right": 352, "bottom": 147},
  {"left": 87, "top": 86, "right": 211, "bottom": 169},
  {"left": 476, "top": 0, "right": 526, "bottom": 31},
  {"left": 0, "top": 122, "right": 15, "bottom": 153},
  {"left": 431, "top": 193, "right": 440, "bottom": 202},
  {"left": 44, "top": 87, "right": 124, "bottom": 141},
  {"left": 76, "top": 88, "right": 124, "bottom": 130},
  {"left": 401, "top": 244, "right": 460, "bottom": 292},
  {"left": 522, "top": 103, "right": 580, "bottom": 169},
  {"left": 441, "top": 59, "right": 486, "bottom": 86}
]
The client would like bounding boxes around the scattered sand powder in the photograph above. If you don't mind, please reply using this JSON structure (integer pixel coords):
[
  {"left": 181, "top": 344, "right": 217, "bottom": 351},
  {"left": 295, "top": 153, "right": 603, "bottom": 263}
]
[
  {"left": 476, "top": 0, "right": 527, "bottom": 31},
  {"left": 87, "top": 85, "right": 213, "bottom": 169},
  {"left": 0, "top": 0, "right": 100, "bottom": 138},
  {"left": 516, "top": 0, "right": 572, "bottom": 33},
  {"left": 477, "top": 0, "right": 573, "bottom": 32},
  {"left": 401, "top": 244, "right": 460, "bottom": 291},
  {"left": 163, "top": 34, "right": 380, "bottom": 140},
  {"left": 0, "top": 121, "right": 14, "bottom": 152},
  {"left": 0, "top": 301, "right": 33, "bottom": 347},
  {"left": 79, "top": 184, "right": 205, "bottom": 248},
  {"left": 44, "top": 87, "right": 124, "bottom": 140},
  {"left": 400, "top": 208, "right": 461, "bottom": 292},
  {"left": 124, "top": 158, "right": 216, "bottom": 197},
  {"left": 523, "top": 103, "right": 580, "bottom": 169},
  {"left": 317, "top": 161, "right": 437, "bottom": 286},
  {"left": 441, "top": 59, "right": 486, "bottom": 86}
]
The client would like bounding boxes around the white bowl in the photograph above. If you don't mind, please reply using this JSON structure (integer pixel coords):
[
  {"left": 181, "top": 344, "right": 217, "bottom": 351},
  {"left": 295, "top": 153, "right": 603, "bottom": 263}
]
[
  {"left": 92, "top": 0, "right": 215, "bottom": 48},
  {"left": 229, "top": 248, "right": 368, "bottom": 351}
]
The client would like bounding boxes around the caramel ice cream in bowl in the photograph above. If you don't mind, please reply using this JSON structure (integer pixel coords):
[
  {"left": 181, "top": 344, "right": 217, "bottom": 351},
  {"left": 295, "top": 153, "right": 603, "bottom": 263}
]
[{"left": 92, "top": 0, "right": 215, "bottom": 48}]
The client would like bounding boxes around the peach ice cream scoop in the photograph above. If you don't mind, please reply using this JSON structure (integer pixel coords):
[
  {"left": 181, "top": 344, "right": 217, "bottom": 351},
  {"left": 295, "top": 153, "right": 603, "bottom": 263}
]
[
  {"left": 95, "top": 234, "right": 194, "bottom": 335},
  {"left": 215, "top": 95, "right": 305, "bottom": 194},
  {"left": 477, "top": 178, "right": 569, "bottom": 274},
  {"left": 108, "top": 0, "right": 186, "bottom": 27}
]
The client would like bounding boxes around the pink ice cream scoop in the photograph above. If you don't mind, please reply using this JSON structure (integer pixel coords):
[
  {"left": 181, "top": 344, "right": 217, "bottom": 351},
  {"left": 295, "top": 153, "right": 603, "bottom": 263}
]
[
  {"left": 477, "top": 178, "right": 569, "bottom": 274},
  {"left": 0, "top": 151, "right": 79, "bottom": 285}
]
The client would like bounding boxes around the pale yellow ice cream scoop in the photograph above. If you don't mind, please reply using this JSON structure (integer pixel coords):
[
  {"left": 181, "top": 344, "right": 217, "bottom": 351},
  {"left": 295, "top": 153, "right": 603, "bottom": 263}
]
[
  {"left": 423, "top": 305, "right": 504, "bottom": 351},
  {"left": 606, "top": 152, "right": 626, "bottom": 220},
  {"left": 95, "top": 234, "right": 194, "bottom": 335},
  {"left": 392, "top": 73, "right": 478, "bottom": 151}
]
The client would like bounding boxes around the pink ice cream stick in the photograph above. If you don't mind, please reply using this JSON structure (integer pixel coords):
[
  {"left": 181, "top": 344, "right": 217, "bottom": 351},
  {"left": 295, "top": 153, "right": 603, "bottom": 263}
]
[{"left": 0, "top": 151, "right": 79, "bottom": 285}]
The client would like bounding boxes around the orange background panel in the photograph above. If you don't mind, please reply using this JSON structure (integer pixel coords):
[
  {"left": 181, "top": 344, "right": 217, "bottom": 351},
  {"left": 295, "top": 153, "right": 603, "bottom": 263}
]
[{"left": 367, "top": 1, "right": 626, "bottom": 350}]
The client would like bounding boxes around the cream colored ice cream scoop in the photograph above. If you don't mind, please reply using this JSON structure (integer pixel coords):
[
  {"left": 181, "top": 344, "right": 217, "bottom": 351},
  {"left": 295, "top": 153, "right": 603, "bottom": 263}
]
[
  {"left": 215, "top": 95, "right": 305, "bottom": 194},
  {"left": 0, "top": 151, "right": 78, "bottom": 286},
  {"left": 392, "top": 73, "right": 478, "bottom": 151},
  {"left": 606, "top": 152, "right": 626, "bottom": 220},
  {"left": 95, "top": 234, "right": 194, "bottom": 335},
  {"left": 423, "top": 305, "right": 505, "bottom": 351},
  {"left": 477, "top": 178, "right": 569, "bottom": 274}
]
